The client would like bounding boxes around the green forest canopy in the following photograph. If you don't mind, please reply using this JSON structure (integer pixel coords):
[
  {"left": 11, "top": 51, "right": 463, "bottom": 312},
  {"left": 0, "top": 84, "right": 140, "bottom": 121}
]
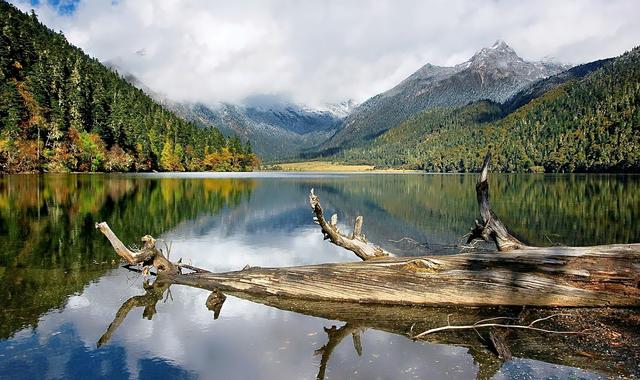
[{"left": 0, "top": 1, "right": 259, "bottom": 173}]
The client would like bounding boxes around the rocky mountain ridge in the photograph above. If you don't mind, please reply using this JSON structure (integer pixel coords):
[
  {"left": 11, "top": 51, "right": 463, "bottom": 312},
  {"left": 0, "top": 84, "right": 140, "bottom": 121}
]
[{"left": 319, "top": 40, "right": 569, "bottom": 151}]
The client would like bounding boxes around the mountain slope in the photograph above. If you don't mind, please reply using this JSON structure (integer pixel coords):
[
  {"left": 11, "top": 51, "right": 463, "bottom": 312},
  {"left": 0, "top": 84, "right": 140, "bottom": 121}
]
[
  {"left": 339, "top": 47, "right": 640, "bottom": 172},
  {"left": 321, "top": 41, "right": 567, "bottom": 151},
  {"left": 501, "top": 57, "right": 612, "bottom": 114},
  {"left": 107, "top": 67, "right": 351, "bottom": 161},
  {"left": 174, "top": 102, "right": 348, "bottom": 161},
  {"left": 0, "top": 2, "right": 257, "bottom": 172}
]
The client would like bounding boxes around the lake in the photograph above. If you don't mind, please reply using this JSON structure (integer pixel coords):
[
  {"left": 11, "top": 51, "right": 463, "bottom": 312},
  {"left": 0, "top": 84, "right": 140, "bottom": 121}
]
[{"left": 0, "top": 172, "right": 638, "bottom": 379}]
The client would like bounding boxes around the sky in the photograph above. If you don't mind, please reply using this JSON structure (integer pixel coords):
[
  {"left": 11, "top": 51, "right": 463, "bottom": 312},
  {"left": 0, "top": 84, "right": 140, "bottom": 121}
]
[{"left": 11, "top": 0, "right": 640, "bottom": 107}]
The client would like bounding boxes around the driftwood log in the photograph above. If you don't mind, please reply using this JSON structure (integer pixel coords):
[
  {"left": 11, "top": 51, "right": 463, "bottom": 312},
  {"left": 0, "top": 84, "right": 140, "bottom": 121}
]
[{"left": 96, "top": 154, "right": 640, "bottom": 307}]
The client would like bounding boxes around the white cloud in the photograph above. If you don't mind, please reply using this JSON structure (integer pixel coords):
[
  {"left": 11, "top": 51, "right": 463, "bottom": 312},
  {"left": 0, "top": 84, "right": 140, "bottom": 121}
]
[{"left": 11, "top": 0, "right": 640, "bottom": 106}]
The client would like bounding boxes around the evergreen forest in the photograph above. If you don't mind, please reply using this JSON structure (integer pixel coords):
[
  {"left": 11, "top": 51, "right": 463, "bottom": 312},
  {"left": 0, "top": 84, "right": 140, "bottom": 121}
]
[{"left": 0, "top": 2, "right": 259, "bottom": 173}]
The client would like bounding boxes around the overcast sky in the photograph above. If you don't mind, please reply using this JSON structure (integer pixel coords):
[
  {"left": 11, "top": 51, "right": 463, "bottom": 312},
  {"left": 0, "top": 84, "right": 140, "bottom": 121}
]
[{"left": 12, "top": 0, "right": 640, "bottom": 107}]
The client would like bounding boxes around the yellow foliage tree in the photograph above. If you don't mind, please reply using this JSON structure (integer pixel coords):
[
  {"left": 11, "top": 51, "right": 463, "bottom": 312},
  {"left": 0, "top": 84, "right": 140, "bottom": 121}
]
[{"left": 159, "top": 140, "right": 184, "bottom": 171}]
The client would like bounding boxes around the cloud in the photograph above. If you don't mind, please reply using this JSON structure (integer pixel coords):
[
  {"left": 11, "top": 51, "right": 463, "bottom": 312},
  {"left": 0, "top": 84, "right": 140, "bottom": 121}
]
[{"left": 11, "top": 0, "right": 640, "bottom": 106}]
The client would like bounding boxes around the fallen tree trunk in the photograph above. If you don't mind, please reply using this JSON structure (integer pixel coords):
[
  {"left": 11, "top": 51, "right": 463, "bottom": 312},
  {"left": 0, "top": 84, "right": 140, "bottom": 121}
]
[
  {"left": 96, "top": 153, "right": 640, "bottom": 307},
  {"left": 172, "top": 244, "right": 640, "bottom": 307}
]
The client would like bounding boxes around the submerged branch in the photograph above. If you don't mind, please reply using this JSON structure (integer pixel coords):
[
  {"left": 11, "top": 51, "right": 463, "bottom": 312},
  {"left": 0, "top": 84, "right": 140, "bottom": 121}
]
[
  {"left": 412, "top": 313, "right": 586, "bottom": 339},
  {"left": 205, "top": 289, "right": 226, "bottom": 319}
]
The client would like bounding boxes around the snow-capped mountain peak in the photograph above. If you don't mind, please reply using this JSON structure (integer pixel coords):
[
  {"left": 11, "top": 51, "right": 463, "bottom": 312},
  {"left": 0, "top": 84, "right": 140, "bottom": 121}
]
[
  {"left": 310, "top": 100, "right": 358, "bottom": 118},
  {"left": 467, "top": 40, "right": 523, "bottom": 67}
]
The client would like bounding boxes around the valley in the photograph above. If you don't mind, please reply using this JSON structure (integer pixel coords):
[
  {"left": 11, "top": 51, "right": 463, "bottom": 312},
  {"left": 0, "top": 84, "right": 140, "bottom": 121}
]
[{"left": 99, "top": 38, "right": 640, "bottom": 174}]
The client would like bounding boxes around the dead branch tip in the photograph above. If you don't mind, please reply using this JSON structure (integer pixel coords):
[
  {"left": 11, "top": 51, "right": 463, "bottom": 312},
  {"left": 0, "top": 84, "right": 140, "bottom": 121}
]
[{"left": 309, "top": 188, "right": 391, "bottom": 261}]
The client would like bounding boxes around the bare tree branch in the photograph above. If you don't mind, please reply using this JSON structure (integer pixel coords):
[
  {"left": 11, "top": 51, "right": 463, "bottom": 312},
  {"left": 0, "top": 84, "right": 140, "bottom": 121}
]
[
  {"left": 467, "top": 153, "right": 526, "bottom": 252},
  {"left": 309, "top": 188, "right": 391, "bottom": 260}
]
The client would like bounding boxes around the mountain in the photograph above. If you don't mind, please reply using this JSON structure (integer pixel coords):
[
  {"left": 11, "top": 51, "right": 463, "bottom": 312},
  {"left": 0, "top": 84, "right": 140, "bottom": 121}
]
[
  {"left": 0, "top": 2, "right": 257, "bottom": 173},
  {"left": 106, "top": 65, "right": 353, "bottom": 162},
  {"left": 338, "top": 46, "right": 640, "bottom": 172},
  {"left": 110, "top": 41, "right": 566, "bottom": 162},
  {"left": 172, "top": 101, "right": 349, "bottom": 161},
  {"left": 319, "top": 40, "right": 568, "bottom": 152}
]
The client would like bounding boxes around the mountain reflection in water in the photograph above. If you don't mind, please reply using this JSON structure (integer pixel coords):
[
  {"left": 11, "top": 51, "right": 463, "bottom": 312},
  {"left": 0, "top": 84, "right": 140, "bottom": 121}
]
[{"left": 1, "top": 172, "right": 638, "bottom": 379}]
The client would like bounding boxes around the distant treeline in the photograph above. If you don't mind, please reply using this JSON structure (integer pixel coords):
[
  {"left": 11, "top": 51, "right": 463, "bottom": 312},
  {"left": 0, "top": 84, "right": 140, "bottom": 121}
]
[
  {"left": 0, "top": 2, "right": 259, "bottom": 173},
  {"left": 338, "top": 47, "right": 640, "bottom": 173}
]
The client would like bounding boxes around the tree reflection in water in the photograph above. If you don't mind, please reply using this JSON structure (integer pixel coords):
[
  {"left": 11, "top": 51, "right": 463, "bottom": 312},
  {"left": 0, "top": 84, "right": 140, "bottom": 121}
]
[
  {"left": 96, "top": 275, "right": 637, "bottom": 380},
  {"left": 1, "top": 173, "right": 638, "bottom": 379}
]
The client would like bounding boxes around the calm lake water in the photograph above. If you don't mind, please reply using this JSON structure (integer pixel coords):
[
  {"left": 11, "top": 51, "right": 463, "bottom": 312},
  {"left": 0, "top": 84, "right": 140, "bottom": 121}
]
[{"left": 0, "top": 172, "right": 638, "bottom": 379}]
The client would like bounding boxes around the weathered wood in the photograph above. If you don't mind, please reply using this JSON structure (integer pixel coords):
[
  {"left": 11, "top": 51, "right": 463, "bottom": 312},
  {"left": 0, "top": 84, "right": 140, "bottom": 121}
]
[
  {"left": 467, "top": 153, "right": 526, "bottom": 251},
  {"left": 173, "top": 244, "right": 640, "bottom": 307},
  {"left": 310, "top": 188, "right": 391, "bottom": 260},
  {"left": 96, "top": 217, "right": 640, "bottom": 307},
  {"left": 489, "top": 327, "right": 512, "bottom": 360},
  {"left": 95, "top": 222, "right": 179, "bottom": 275}
]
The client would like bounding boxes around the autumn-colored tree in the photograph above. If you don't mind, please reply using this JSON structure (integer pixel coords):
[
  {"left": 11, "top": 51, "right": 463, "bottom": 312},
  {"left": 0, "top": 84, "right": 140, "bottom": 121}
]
[
  {"left": 159, "top": 140, "right": 184, "bottom": 171},
  {"left": 44, "top": 144, "right": 73, "bottom": 173},
  {"left": 241, "top": 153, "right": 261, "bottom": 171},
  {"left": 69, "top": 127, "right": 106, "bottom": 171},
  {"left": 104, "top": 145, "right": 133, "bottom": 172},
  {"left": 0, "top": 138, "right": 39, "bottom": 172},
  {"left": 134, "top": 142, "right": 153, "bottom": 172},
  {"left": 203, "top": 147, "right": 233, "bottom": 171}
]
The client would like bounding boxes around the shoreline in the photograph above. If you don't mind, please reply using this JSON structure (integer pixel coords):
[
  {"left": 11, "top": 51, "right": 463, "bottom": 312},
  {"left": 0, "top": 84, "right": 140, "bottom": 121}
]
[{"left": 263, "top": 161, "right": 421, "bottom": 173}]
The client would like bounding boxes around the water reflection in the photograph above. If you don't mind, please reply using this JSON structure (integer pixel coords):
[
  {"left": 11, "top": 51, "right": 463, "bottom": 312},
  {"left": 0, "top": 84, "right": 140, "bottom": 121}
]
[
  {"left": 0, "top": 173, "right": 638, "bottom": 379},
  {"left": 0, "top": 174, "right": 253, "bottom": 340}
]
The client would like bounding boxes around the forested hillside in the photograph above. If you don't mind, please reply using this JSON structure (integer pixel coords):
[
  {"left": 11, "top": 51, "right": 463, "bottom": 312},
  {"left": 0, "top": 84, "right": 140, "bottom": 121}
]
[
  {"left": 338, "top": 47, "right": 640, "bottom": 173},
  {"left": 0, "top": 2, "right": 258, "bottom": 173}
]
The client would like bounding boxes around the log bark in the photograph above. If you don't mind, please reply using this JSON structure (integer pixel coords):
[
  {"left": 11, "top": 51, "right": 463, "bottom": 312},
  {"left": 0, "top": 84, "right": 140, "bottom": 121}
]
[
  {"left": 488, "top": 328, "right": 512, "bottom": 360},
  {"left": 173, "top": 244, "right": 640, "bottom": 307}
]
